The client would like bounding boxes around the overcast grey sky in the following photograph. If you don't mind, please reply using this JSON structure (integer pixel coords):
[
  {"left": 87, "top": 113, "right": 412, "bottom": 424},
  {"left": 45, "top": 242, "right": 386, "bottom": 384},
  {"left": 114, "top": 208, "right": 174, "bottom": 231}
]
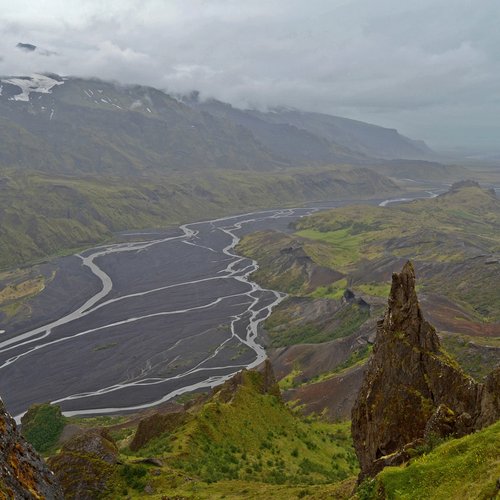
[{"left": 1, "top": 0, "right": 499, "bottom": 151}]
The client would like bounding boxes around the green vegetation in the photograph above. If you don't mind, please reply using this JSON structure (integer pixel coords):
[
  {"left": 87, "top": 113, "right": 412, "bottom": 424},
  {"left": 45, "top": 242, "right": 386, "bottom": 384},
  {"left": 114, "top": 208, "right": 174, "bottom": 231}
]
[
  {"left": 0, "top": 274, "right": 45, "bottom": 303},
  {"left": 354, "top": 282, "right": 392, "bottom": 298},
  {"left": 373, "top": 419, "right": 500, "bottom": 499},
  {"left": 67, "top": 414, "right": 129, "bottom": 428},
  {"left": 441, "top": 334, "right": 500, "bottom": 380},
  {"left": 239, "top": 183, "right": 499, "bottom": 390},
  {"left": 93, "top": 342, "right": 118, "bottom": 351},
  {"left": 309, "top": 278, "right": 348, "bottom": 300},
  {"left": 128, "top": 370, "right": 358, "bottom": 487},
  {"left": 47, "top": 368, "right": 360, "bottom": 498},
  {"left": 0, "top": 166, "right": 395, "bottom": 271},
  {"left": 295, "top": 228, "right": 367, "bottom": 271},
  {"left": 119, "top": 464, "right": 148, "bottom": 492},
  {"left": 236, "top": 230, "right": 321, "bottom": 295},
  {"left": 295, "top": 185, "right": 500, "bottom": 322},
  {"left": 37, "top": 363, "right": 499, "bottom": 499},
  {"left": 0, "top": 269, "right": 51, "bottom": 319},
  {"left": 175, "top": 391, "right": 207, "bottom": 405},
  {"left": 279, "top": 368, "right": 303, "bottom": 390},
  {"left": 300, "top": 345, "right": 372, "bottom": 388},
  {"left": 21, "top": 403, "right": 66, "bottom": 454},
  {"left": 265, "top": 302, "right": 369, "bottom": 347}
]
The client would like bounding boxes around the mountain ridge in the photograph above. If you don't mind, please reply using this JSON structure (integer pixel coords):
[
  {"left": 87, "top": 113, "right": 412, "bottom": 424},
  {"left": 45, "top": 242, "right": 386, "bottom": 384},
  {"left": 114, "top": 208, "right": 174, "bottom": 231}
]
[{"left": 0, "top": 73, "right": 438, "bottom": 177}]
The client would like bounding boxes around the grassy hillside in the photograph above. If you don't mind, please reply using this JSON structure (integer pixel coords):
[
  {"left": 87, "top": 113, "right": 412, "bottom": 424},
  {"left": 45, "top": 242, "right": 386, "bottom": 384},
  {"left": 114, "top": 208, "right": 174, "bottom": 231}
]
[
  {"left": 33, "top": 367, "right": 500, "bottom": 498},
  {"left": 42, "top": 367, "right": 360, "bottom": 499},
  {"left": 240, "top": 183, "right": 500, "bottom": 333},
  {"left": 293, "top": 183, "right": 500, "bottom": 323},
  {"left": 138, "top": 370, "right": 358, "bottom": 486},
  {"left": 0, "top": 166, "right": 397, "bottom": 270},
  {"left": 369, "top": 419, "right": 500, "bottom": 499}
]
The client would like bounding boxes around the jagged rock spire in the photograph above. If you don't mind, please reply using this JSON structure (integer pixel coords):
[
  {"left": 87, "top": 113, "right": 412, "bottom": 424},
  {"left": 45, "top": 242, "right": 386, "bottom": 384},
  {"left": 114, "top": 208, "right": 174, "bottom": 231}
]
[
  {"left": 382, "top": 261, "right": 440, "bottom": 352},
  {"left": 351, "top": 261, "right": 499, "bottom": 480}
]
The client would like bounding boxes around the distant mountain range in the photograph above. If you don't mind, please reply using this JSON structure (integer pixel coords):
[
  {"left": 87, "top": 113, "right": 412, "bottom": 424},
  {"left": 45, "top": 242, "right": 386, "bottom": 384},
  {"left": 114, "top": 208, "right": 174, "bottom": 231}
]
[{"left": 0, "top": 73, "right": 436, "bottom": 175}]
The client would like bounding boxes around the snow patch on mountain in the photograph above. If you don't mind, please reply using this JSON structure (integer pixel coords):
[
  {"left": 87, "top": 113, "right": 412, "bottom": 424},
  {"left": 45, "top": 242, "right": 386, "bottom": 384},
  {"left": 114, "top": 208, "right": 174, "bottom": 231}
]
[{"left": 0, "top": 74, "right": 64, "bottom": 102}]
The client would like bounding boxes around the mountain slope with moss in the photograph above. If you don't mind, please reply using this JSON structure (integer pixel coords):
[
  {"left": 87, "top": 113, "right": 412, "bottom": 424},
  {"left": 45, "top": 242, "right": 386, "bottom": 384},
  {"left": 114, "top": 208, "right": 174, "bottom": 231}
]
[
  {"left": 239, "top": 182, "right": 499, "bottom": 354},
  {"left": 370, "top": 419, "right": 500, "bottom": 500},
  {"left": 16, "top": 360, "right": 500, "bottom": 499},
  {"left": 292, "top": 181, "right": 500, "bottom": 323},
  {"left": 0, "top": 166, "right": 397, "bottom": 271},
  {"left": 0, "top": 74, "right": 443, "bottom": 178}
]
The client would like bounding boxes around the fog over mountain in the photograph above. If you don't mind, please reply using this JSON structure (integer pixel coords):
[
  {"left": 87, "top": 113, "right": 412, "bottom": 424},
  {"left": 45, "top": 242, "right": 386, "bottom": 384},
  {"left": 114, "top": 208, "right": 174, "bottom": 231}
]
[
  {"left": 0, "top": 74, "right": 438, "bottom": 176},
  {"left": 1, "top": 0, "right": 500, "bottom": 151}
]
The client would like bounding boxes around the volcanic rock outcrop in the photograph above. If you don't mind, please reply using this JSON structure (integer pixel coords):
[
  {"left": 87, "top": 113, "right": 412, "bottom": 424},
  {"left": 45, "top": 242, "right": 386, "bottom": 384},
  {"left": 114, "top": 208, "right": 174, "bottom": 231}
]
[
  {"left": 48, "top": 429, "right": 119, "bottom": 499},
  {"left": 0, "top": 398, "right": 63, "bottom": 499},
  {"left": 351, "top": 261, "right": 500, "bottom": 479},
  {"left": 130, "top": 410, "right": 187, "bottom": 452}
]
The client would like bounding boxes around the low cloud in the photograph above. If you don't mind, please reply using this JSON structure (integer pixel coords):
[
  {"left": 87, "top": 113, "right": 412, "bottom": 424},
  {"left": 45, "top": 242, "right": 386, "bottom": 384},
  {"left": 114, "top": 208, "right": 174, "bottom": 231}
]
[
  {"left": 16, "top": 42, "right": 37, "bottom": 52},
  {"left": 1, "top": 0, "right": 499, "bottom": 150}
]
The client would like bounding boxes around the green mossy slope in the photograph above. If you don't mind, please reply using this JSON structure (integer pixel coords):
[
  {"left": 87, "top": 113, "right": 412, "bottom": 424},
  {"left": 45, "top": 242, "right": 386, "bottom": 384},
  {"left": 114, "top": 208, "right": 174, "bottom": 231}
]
[
  {"left": 133, "top": 370, "right": 358, "bottom": 486},
  {"left": 0, "top": 166, "right": 396, "bottom": 270},
  {"left": 370, "top": 419, "right": 500, "bottom": 499}
]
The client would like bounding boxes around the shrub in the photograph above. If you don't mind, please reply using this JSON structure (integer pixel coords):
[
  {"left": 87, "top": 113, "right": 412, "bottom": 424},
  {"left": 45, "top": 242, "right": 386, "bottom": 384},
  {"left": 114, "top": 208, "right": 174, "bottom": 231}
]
[{"left": 21, "top": 403, "right": 66, "bottom": 454}]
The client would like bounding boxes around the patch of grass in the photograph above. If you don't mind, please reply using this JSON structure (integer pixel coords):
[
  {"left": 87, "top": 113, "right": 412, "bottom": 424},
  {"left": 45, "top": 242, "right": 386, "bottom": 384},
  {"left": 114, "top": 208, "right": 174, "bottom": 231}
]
[
  {"left": 278, "top": 368, "right": 303, "bottom": 390},
  {"left": 300, "top": 344, "right": 372, "bottom": 387},
  {"left": 266, "top": 303, "right": 370, "bottom": 348},
  {"left": 130, "top": 476, "right": 357, "bottom": 499},
  {"left": 309, "top": 279, "right": 348, "bottom": 300},
  {"left": 93, "top": 342, "right": 118, "bottom": 351},
  {"left": 295, "top": 228, "right": 365, "bottom": 271},
  {"left": 67, "top": 414, "right": 130, "bottom": 428},
  {"left": 0, "top": 275, "right": 45, "bottom": 305},
  {"left": 119, "top": 464, "right": 148, "bottom": 491},
  {"left": 375, "top": 419, "right": 500, "bottom": 499},
  {"left": 441, "top": 334, "right": 500, "bottom": 380},
  {"left": 175, "top": 391, "right": 207, "bottom": 405},
  {"left": 0, "top": 166, "right": 395, "bottom": 271},
  {"left": 354, "top": 282, "right": 391, "bottom": 298}
]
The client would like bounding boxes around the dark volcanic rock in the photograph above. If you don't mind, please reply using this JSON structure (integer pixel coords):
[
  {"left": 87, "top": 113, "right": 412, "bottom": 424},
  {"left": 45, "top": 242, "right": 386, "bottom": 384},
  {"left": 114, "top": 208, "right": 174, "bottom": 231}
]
[
  {"left": 351, "top": 261, "right": 500, "bottom": 479},
  {"left": 130, "top": 411, "right": 187, "bottom": 452},
  {"left": 48, "top": 429, "right": 119, "bottom": 499},
  {"left": 0, "top": 398, "right": 62, "bottom": 499},
  {"left": 215, "top": 359, "right": 281, "bottom": 403}
]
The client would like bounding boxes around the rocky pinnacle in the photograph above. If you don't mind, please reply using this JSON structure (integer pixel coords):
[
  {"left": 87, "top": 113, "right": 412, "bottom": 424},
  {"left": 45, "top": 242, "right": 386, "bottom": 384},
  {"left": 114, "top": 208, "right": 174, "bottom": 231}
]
[{"left": 351, "top": 261, "right": 500, "bottom": 480}]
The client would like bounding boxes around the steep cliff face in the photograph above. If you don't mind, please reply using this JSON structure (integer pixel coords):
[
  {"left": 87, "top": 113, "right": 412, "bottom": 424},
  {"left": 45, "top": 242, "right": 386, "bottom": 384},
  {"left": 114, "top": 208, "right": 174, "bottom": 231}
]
[
  {"left": 351, "top": 261, "right": 500, "bottom": 479},
  {"left": 0, "top": 399, "right": 63, "bottom": 499}
]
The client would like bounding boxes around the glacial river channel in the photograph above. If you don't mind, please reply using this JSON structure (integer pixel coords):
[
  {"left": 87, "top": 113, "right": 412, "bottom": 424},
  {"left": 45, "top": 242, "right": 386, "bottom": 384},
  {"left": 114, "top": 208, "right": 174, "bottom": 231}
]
[{"left": 0, "top": 190, "right": 443, "bottom": 420}]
